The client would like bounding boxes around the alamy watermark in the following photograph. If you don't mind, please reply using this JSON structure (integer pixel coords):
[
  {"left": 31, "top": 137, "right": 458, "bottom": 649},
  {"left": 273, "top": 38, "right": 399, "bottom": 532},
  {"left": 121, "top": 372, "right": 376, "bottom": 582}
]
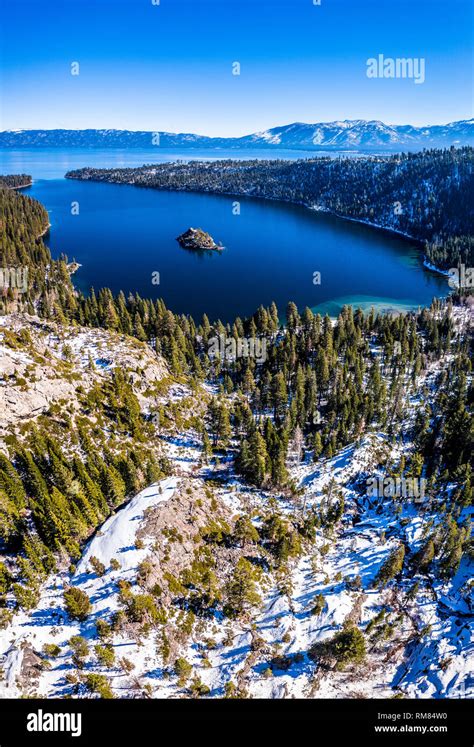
[
  {"left": 208, "top": 334, "right": 267, "bottom": 363},
  {"left": 448, "top": 265, "right": 473, "bottom": 290},
  {"left": 0, "top": 266, "right": 29, "bottom": 294},
  {"left": 366, "top": 476, "right": 428, "bottom": 504},
  {"left": 366, "top": 54, "right": 425, "bottom": 85},
  {"left": 27, "top": 709, "right": 82, "bottom": 737}
]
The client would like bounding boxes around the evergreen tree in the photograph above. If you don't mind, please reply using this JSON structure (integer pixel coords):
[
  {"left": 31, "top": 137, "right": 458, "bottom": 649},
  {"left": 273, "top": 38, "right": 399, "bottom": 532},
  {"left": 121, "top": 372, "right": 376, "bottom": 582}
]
[{"left": 224, "top": 558, "right": 261, "bottom": 617}]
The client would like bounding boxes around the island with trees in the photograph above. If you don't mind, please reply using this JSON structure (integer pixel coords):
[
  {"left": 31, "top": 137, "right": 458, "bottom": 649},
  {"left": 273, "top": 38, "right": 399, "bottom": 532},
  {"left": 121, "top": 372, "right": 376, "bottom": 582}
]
[
  {"left": 66, "top": 147, "right": 474, "bottom": 271},
  {"left": 176, "top": 227, "right": 222, "bottom": 251}
]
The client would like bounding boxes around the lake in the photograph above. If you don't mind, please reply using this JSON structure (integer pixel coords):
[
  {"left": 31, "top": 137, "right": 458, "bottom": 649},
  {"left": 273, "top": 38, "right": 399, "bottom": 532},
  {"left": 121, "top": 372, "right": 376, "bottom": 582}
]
[{"left": 0, "top": 148, "right": 448, "bottom": 322}]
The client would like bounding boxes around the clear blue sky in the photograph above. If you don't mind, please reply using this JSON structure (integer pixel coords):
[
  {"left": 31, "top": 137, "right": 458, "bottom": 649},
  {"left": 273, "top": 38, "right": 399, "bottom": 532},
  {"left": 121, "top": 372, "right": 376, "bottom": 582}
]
[{"left": 1, "top": 0, "right": 472, "bottom": 135}]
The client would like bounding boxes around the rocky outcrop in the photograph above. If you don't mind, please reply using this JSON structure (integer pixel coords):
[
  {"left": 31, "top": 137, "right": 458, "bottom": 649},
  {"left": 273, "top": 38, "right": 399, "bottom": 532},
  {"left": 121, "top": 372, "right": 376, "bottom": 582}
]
[
  {"left": 176, "top": 227, "right": 222, "bottom": 251},
  {"left": 0, "top": 314, "right": 169, "bottom": 436}
]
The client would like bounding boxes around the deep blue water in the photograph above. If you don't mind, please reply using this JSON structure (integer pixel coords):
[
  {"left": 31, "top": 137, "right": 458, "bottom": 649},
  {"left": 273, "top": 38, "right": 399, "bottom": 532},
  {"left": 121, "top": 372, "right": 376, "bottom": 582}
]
[{"left": 1, "top": 148, "right": 448, "bottom": 322}]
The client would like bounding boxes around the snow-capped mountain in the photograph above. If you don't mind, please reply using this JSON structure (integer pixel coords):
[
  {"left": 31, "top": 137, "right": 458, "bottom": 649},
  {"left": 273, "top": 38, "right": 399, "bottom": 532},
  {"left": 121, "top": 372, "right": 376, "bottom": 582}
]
[
  {"left": 241, "top": 119, "right": 474, "bottom": 149},
  {"left": 1, "top": 119, "right": 473, "bottom": 150},
  {"left": 0, "top": 129, "right": 216, "bottom": 149}
]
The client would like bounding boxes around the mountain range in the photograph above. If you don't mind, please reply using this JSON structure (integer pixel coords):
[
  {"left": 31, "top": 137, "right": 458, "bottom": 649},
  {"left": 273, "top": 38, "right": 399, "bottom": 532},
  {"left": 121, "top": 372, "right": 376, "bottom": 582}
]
[{"left": 1, "top": 118, "right": 473, "bottom": 151}]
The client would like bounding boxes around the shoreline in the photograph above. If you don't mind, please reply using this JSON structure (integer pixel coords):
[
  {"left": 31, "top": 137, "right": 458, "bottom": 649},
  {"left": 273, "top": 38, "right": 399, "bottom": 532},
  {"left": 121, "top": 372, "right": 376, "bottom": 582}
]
[
  {"left": 422, "top": 258, "right": 452, "bottom": 278},
  {"left": 37, "top": 222, "right": 51, "bottom": 238},
  {"left": 67, "top": 172, "right": 453, "bottom": 278},
  {"left": 67, "top": 261, "right": 82, "bottom": 276}
]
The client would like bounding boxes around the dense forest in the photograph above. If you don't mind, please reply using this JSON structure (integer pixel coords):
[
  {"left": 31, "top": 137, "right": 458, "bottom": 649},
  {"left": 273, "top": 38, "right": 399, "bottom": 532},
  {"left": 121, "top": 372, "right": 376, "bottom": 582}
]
[
  {"left": 0, "top": 183, "right": 76, "bottom": 313},
  {"left": 0, "top": 174, "right": 472, "bottom": 703},
  {"left": 0, "top": 181, "right": 472, "bottom": 615},
  {"left": 0, "top": 175, "right": 32, "bottom": 189},
  {"left": 67, "top": 147, "right": 474, "bottom": 270}
]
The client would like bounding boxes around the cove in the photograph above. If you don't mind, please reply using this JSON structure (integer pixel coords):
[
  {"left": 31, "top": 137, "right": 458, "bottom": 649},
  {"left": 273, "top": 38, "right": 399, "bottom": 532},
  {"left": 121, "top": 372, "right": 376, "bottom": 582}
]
[{"left": 22, "top": 176, "right": 448, "bottom": 323}]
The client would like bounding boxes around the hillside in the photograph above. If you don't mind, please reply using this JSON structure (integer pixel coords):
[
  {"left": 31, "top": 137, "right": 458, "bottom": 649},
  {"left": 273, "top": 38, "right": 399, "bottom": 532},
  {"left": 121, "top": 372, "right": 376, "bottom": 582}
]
[
  {"left": 0, "top": 304, "right": 472, "bottom": 699},
  {"left": 0, "top": 177, "right": 472, "bottom": 702}
]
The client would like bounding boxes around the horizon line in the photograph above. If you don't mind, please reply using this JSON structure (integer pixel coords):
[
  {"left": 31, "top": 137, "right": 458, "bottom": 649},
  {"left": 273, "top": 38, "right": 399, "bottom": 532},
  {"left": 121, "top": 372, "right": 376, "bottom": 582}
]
[{"left": 3, "top": 116, "right": 474, "bottom": 138}]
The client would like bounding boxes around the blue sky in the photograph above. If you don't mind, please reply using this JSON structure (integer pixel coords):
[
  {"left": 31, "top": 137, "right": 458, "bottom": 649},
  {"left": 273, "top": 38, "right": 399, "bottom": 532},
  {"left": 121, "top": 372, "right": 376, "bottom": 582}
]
[{"left": 1, "top": 0, "right": 472, "bottom": 135}]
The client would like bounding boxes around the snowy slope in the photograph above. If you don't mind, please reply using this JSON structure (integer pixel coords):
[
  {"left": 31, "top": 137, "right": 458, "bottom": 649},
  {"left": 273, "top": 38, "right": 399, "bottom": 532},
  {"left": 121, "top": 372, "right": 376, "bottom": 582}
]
[
  {"left": 75, "top": 479, "right": 178, "bottom": 576},
  {"left": 0, "top": 311, "right": 472, "bottom": 700},
  {"left": 0, "top": 430, "right": 472, "bottom": 699},
  {"left": 0, "top": 478, "right": 178, "bottom": 697}
]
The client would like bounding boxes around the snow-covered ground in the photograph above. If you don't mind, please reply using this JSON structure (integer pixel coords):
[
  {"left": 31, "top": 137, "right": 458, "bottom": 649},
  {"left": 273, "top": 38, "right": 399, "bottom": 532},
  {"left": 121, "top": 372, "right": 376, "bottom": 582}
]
[
  {"left": 76, "top": 479, "right": 178, "bottom": 577},
  {"left": 0, "top": 478, "right": 179, "bottom": 697},
  {"left": 0, "top": 309, "right": 472, "bottom": 700},
  {"left": 2, "top": 424, "right": 471, "bottom": 700}
]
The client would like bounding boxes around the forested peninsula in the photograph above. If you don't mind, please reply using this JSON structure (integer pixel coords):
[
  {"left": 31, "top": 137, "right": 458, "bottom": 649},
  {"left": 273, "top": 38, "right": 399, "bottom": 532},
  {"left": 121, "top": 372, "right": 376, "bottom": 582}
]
[{"left": 66, "top": 147, "right": 474, "bottom": 271}]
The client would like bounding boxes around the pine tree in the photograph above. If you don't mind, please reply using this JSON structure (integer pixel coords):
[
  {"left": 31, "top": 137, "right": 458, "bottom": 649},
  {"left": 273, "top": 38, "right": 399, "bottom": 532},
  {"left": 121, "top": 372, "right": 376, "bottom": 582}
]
[
  {"left": 63, "top": 587, "right": 92, "bottom": 621},
  {"left": 100, "top": 464, "right": 126, "bottom": 506},
  {"left": 233, "top": 515, "right": 259, "bottom": 546},
  {"left": 243, "top": 427, "right": 268, "bottom": 487},
  {"left": 224, "top": 558, "right": 261, "bottom": 617},
  {"left": 374, "top": 545, "right": 405, "bottom": 587},
  {"left": 413, "top": 539, "right": 435, "bottom": 572},
  {"left": 208, "top": 398, "right": 232, "bottom": 448},
  {"left": 312, "top": 432, "right": 323, "bottom": 461},
  {"left": 271, "top": 372, "right": 287, "bottom": 421},
  {"left": 201, "top": 430, "right": 212, "bottom": 463}
]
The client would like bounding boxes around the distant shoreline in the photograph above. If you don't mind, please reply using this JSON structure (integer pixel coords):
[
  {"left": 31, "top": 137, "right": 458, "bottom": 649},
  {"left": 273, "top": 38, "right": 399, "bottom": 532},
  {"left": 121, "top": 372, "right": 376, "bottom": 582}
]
[
  {"left": 12, "top": 181, "right": 32, "bottom": 189},
  {"left": 38, "top": 222, "right": 51, "bottom": 238},
  {"left": 66, "top": 169, "right": 453, "bottom": 280},
  {"left": 3, "top": 180, "right": 33, "bottom": 190}
]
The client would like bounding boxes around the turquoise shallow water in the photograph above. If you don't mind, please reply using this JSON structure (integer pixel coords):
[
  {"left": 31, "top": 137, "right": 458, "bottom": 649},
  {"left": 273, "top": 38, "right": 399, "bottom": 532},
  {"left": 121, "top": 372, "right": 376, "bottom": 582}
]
[{"left": 312, "top": 295, "right": 429, "bottom": 317}]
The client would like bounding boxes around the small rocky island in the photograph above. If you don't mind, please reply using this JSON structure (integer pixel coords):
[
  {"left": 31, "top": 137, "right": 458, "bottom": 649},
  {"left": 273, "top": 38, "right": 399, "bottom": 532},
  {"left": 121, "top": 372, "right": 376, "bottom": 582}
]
[
  {"left": 67, "top": 261, "right": 82, "bottom": 276},
  {"left": 176, "top": 227, "right": 222, "bottom": 251}
]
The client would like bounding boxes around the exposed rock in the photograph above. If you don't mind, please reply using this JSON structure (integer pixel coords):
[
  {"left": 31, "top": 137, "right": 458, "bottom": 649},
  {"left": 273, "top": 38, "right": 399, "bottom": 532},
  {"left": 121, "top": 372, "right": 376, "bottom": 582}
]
[
  {"left": 176, "top": 227, "right": 222, "bottom": 251},
  {"left": 0, "top": 313, "right": 169, "bottom": 435},
  {"left": 0, "top": 642, "right": 44, "bottom": 694},
  {"left": 137, "top": 478, "right": 233, "bottom": 604}
]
